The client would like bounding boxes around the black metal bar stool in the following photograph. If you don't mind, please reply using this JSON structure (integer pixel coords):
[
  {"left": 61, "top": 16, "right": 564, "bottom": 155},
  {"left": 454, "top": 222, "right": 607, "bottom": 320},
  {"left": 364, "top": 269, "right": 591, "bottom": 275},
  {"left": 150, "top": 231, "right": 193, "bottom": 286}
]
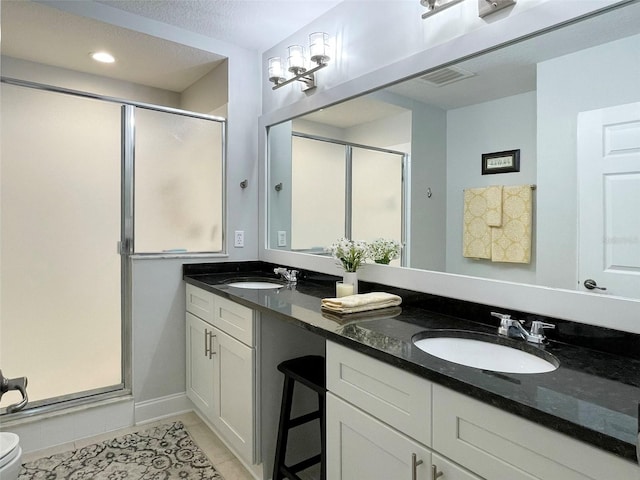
[{"left": 272, "top": 355, "right": 326, "bottom": 480}]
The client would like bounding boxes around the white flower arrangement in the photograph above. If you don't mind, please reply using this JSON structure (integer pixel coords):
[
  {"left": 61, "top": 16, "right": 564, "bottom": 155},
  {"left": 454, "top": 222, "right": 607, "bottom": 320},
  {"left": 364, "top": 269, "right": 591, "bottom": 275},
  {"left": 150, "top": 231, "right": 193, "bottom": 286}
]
[
  {"left": 369, "top": 238, "right": 401, "bottom": 265},
  {"left": 326, "top": 238, "right": 369, "bottom": 272}
]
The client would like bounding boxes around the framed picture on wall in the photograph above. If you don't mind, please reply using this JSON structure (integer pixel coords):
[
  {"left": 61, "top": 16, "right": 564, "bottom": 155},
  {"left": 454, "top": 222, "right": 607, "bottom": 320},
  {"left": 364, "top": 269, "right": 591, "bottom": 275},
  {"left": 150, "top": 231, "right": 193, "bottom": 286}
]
[{"left": 481, "top": 149, "right": 520, "bottom": 175}]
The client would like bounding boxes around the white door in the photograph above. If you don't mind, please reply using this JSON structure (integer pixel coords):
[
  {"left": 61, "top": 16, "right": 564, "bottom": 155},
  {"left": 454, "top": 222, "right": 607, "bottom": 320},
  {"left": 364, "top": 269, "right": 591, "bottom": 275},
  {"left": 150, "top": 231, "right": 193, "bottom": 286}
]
[
  {"left": 577, "top": 102, "right": 640, "bottom": 298},
  {"left": 327, "top": 392, "right": 431, "bottom": 480},
  {"left": 185, "top": 313, "right": 215, "bottom": 421},
  {"left": 212, "top": 326, "right": 255, "bottom": 464}
]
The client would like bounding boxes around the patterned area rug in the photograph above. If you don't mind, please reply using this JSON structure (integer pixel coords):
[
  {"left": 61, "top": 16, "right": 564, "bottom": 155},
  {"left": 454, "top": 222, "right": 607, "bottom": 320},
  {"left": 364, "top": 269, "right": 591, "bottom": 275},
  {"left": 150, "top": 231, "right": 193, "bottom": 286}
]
[{"left": 19, "top": 421, "right": 224, "bottom": 479}]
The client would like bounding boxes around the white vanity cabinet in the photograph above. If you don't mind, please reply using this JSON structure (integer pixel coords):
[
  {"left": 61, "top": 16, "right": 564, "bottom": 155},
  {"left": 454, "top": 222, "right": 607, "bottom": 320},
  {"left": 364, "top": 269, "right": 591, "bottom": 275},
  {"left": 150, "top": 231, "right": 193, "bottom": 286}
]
[
  {"left": 326, "top": 341, "right": 480, "bottom": 480},
  {"left": 327, "top": 392, "right": 432, "bottom": 479},
  {"left": 186, "top": 311, "right": 216, "bottom": 420},
  {"left": 326, "top": 341, "right": 638, "bottom": 480},
  {"left": 432, "top": 384, "right": 638, "bottom": 480},
  {"left": 185, "top": 284, "right": 259, "bottom": 466}
]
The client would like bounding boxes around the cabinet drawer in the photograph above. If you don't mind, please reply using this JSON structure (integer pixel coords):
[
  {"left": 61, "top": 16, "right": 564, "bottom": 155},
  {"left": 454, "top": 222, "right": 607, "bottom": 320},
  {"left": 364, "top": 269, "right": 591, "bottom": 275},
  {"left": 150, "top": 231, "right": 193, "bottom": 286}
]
[
  {"left": 213, "top": 294, "right": 254, "bottom": 346},
  {"left": 326, "top": 341, "right": 432, "bottom": 447},
  {"left": 432, "top": 384, "right": 637, "bottom": 480},
  {"left": 186, "top": 284, "right": 214, "bottom": 323}
]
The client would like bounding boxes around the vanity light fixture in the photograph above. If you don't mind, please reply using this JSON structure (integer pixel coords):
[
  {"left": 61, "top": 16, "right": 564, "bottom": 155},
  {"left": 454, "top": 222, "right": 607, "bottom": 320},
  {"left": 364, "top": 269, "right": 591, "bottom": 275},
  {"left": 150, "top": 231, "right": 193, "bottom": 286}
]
[
  {"left": 90, "top": 51, "right": 115, "bottom": 63},
  {"left": 268, "top": 32, "right": 331, "bottom": 91},
  {"left": 478, "top": 0, "right": 516, "bottom": 18},
  {"left": 421, "top": 0, "right": 465, "bottom": 19}
]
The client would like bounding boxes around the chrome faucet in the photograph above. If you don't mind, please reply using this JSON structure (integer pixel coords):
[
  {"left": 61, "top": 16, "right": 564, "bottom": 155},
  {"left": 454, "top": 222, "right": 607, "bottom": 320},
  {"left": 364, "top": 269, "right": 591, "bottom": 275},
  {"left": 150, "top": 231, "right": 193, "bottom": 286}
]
[
  {"left": 491, "top": 312, "right": 555, "bottom": 344},
  {"left": 273, "top": 267, "right": 299, "bottom": 285}
]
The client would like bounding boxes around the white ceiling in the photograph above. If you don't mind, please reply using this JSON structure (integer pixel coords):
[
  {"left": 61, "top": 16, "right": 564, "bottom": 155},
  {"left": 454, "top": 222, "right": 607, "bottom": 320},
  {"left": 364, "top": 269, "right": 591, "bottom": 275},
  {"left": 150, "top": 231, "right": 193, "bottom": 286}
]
[
  {"left": 96, "top": 0, "right": 343, "bottom": 52},
  {"left": 1, "top": 0, "right": 342, "bottom": 92}
]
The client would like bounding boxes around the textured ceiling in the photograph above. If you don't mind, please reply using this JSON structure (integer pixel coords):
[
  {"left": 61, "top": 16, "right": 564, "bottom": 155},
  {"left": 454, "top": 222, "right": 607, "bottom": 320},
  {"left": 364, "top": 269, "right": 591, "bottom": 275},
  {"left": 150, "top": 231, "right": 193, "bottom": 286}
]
[{"left": 96, "top": 0, "right": 343, "bottom": 52}]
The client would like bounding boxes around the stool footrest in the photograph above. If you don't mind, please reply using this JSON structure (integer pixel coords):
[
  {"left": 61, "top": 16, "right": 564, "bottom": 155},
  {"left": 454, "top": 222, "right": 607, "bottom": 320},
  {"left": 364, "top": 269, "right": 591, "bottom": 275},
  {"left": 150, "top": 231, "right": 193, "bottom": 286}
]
[
  {"left": 288, "top": 409, "right": 321, "bottom": 428},
  {"left": 279, "top": 453, "right": 323, "bottom": 480}
]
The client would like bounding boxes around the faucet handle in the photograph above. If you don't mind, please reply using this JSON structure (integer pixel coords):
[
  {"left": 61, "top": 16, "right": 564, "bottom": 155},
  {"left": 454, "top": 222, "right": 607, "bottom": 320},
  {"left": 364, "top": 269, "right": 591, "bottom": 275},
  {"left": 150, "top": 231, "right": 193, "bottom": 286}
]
[
  {"left": 530, "top": 321, "right": 555, "bottom": 336},
  {"left": 490, "top": 312, "right": 511, "bottom": 321},
  {"left": 491, "top": 312, "right": 522, "bottom": 325},
  {"left": 492, "top": 312, "right": 525, "bottom": 337}
]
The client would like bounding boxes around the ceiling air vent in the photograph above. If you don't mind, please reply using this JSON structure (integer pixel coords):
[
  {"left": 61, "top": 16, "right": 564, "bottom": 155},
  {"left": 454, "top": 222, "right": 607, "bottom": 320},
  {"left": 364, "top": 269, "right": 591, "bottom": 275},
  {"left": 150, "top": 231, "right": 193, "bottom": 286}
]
[{"left": 418, "top": 66, "right": 475, "bottom": 87}]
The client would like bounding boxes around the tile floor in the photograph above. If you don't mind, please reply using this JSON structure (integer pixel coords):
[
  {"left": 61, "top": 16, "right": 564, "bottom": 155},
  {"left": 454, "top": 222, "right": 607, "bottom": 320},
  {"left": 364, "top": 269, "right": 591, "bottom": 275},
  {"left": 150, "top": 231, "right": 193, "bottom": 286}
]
[{"left": 21, "top": 412, "right": 255, "bottom": 480}]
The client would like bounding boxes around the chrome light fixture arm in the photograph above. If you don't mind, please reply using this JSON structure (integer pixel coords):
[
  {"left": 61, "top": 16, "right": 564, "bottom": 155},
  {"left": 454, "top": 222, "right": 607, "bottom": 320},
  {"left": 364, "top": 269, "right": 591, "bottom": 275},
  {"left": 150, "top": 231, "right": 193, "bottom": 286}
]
[{"left": 271, "top": 60, "right": 328, "bottom": 91}]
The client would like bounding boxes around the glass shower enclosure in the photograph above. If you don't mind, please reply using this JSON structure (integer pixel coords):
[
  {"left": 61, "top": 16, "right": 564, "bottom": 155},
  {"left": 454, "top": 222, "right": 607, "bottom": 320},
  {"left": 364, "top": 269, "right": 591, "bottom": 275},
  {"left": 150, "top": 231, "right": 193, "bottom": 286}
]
[{"left": 0, "top": 78, "right": 225, "bottom": 416}]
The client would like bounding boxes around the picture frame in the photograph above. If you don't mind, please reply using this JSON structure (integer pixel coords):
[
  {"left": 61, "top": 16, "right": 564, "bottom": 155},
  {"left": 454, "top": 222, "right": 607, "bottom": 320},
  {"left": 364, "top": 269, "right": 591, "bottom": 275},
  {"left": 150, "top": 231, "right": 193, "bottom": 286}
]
[{"left": 481, "top": 149, "right": 520, "bottom": 175}]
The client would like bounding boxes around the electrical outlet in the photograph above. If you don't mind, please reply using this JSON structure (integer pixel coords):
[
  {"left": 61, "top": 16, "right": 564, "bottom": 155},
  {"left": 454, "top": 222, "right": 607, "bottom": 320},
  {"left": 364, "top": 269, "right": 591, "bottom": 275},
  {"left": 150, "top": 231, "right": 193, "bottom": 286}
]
[
  {"left": 234, "top": 230, "right": 244, "bottom": 248},
  {"left": 277, "top": 231, "right": 287, "bottom": 247}
]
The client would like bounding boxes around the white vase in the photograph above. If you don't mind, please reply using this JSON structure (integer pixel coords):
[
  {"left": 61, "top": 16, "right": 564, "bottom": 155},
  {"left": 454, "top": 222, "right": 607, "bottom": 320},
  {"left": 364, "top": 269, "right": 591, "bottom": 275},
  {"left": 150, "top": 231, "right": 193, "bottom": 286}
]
[{"left": 343, "top": 271, "right": 358, "bottom": 294}]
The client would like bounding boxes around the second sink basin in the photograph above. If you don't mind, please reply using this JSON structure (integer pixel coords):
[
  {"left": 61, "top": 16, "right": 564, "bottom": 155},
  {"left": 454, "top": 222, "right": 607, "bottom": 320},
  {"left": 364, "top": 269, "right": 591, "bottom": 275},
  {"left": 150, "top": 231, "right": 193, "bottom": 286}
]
[
  {"left": 413, "top": 331, "right": 559, "bottom": 374},
  {"left": 225, "top": 278, "right": 284, "bottom": 289}
]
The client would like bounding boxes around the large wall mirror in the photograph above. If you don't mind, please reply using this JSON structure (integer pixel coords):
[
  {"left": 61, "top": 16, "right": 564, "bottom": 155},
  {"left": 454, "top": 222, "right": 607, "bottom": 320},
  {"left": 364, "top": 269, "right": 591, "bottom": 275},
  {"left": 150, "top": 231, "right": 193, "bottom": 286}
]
[{"left": 267, "top": 1, "right": 640, "bottom": 300}]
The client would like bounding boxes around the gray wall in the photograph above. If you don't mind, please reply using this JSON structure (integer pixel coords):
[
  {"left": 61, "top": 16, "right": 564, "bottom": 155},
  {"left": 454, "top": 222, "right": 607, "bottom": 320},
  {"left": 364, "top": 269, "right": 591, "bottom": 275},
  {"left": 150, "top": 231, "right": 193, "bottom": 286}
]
[{"left": 446, "top": 91, "right": 537, "bottom": 282}]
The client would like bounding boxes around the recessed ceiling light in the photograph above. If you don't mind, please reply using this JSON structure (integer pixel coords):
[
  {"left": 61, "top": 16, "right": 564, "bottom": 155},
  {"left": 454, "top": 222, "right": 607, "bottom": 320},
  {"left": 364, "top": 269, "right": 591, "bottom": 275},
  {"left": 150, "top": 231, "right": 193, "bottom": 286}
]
[{"left": 91, "top": 52, "right": 115, "bottom": 63}]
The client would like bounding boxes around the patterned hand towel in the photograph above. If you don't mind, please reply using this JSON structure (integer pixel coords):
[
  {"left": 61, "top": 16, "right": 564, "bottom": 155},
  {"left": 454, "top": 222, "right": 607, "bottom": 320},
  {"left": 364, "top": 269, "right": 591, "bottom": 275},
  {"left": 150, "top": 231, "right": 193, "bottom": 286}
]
[
  {"left": 462, "top": 186, "right": 503, "bottom": 259},
  {"left": 490, "top": 185, "right": 532, "bottom": 263}
]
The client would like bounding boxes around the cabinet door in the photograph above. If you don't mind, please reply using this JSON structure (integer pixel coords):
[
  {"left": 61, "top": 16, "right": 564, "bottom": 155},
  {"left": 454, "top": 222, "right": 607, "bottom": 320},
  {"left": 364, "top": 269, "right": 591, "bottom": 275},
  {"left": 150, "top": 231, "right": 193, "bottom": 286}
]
[
  {"left": 327, "top": 392, "right": 431, "bottom": 480},
  {"left": 186, "top": 312, "right": 215, "bottom": 421},
  {"left": 212, "top": 327, "right": 255, "bottom": 464}
]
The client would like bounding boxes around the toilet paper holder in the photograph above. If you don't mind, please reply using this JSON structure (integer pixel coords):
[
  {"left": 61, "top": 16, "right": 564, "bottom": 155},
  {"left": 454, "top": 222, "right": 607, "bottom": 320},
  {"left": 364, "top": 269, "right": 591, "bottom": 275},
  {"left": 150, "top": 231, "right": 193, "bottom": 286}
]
[{"left": 0, "top": 370, "right": 28, "bottom": 413}]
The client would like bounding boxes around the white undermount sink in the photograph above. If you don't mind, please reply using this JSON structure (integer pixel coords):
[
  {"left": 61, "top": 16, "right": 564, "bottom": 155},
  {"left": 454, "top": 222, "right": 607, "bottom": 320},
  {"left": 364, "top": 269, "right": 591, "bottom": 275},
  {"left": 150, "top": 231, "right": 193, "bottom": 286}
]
[
  {"left": 226, "top": 280, "right": 284, "bottom": 289},
  {"left": 413, "top": 333, "right": 558, "bottom": 374}
]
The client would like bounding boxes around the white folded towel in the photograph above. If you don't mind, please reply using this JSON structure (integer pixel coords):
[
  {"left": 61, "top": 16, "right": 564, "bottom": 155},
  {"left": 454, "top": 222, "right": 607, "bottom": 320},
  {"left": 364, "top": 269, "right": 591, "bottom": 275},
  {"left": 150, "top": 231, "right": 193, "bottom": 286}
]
[{"left": 321, "top": 292, "right": 402, "bottom": 314}]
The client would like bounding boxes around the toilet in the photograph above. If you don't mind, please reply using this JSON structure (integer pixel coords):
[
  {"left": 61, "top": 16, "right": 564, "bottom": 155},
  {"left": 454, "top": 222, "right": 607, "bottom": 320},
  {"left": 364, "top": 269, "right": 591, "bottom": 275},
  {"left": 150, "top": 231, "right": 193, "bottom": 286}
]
[{"left": 0, "top": 432, "right": 22, "bottom": 480}]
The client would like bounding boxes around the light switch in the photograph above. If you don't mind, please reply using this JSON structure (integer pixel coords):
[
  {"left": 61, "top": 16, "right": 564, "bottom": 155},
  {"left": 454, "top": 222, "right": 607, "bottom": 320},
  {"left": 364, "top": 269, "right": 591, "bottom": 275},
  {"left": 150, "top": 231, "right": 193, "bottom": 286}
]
[{"left": 277, "top": 231, "right": 287, "bottom": 247}]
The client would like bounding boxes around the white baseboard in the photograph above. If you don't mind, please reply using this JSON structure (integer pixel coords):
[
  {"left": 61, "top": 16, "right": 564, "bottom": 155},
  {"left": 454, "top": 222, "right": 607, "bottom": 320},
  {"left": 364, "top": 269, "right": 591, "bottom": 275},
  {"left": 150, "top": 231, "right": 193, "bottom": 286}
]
[
  {"left": 134, "top": 392, "right": 194, "bottom": 424},
  {"left": 5, "top": 396, "right": 135, "bottom": 454}
]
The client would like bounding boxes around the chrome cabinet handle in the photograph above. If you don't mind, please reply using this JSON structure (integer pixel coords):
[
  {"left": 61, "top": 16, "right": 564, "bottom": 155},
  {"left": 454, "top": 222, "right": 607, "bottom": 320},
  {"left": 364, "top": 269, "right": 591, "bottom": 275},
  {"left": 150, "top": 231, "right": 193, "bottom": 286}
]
[
  {"left": 209, "top": 332, "right": 216, "bottom": 359},
  {"left": 431, "top": 464, "right": 444, "bottom": 480},
  {"left": 204, "top": 329, "right": 216, "bottom": 358},
  {"left": 411, "top": 453, "right": 424, "bottom": 480},
  {"left": 584, "top": 279, "right": 607, "bottom": 291}
]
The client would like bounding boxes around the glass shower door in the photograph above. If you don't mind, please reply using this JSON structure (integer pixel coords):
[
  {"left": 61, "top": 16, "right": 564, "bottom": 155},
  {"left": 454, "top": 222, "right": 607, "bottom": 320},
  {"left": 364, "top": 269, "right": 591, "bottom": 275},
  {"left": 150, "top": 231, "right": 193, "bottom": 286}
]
[{"left": 0, "top": 84, "right": 123, "bottom": 409}]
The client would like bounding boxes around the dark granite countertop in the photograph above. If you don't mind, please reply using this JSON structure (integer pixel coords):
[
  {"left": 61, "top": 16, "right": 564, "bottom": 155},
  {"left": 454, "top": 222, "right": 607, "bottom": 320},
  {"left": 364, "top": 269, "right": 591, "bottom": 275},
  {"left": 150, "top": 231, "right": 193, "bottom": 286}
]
[{"left": 183, "top": 262, "right": 640, "bottom": 463}]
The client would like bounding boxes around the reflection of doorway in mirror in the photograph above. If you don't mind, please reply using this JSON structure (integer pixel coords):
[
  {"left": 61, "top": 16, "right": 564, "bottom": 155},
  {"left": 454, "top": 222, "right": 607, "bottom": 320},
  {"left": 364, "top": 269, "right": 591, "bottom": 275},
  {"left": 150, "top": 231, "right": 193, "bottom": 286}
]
[{"left": 577, "top": 102, "right": 640, "bottom": 299}]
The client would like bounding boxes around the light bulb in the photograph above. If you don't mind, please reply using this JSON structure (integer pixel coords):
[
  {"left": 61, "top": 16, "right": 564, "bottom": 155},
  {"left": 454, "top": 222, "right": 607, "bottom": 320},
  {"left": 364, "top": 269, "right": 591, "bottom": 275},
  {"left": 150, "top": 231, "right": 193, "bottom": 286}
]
[
  {"left": 287, "top": 45, "right": 306, "bottom": 74},
  {"left": 309, "top": 32, "right": 330, "bottom": 65},
  {"left": 268, "top": 57, "right": 285, "bottom": 84}
]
